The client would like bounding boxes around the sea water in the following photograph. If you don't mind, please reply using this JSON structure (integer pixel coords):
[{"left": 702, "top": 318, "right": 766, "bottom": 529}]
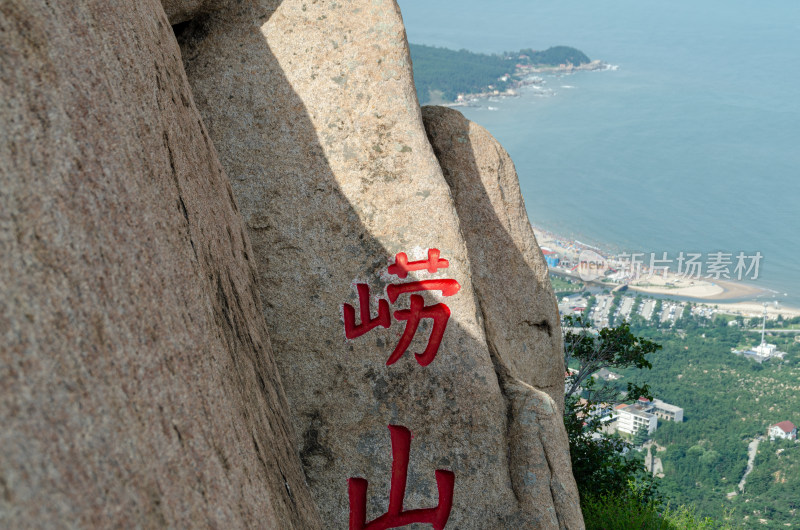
[{"left": 398, "top": 0, "right": 800, "bottom": 307}]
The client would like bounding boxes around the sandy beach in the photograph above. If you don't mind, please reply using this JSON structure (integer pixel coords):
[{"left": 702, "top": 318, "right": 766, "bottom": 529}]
[
  {"left": 627, "top": 276, "right": 766, "bottom": 301},
  {"left": 627, "top": 276, "right": 725, "bottom": 298}
]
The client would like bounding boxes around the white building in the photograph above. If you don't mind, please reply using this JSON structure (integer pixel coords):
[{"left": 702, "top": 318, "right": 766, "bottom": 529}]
[
  {"left": 615, "top": 404, "right": 657, "bottom": 435},
  {"left": 593, "top": 368, "right": 621, "bottom": 382},
  {"left": 769, "top": 421, "right": 797, "bottom": 441},
  {"left": 652, "top": 399, "right": 684, "bottom": 423},
  {"left": 733, "top": 304, "right": 788, "bottom": 362}
]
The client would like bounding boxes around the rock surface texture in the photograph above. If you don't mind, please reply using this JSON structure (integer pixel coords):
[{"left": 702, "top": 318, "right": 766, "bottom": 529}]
[
  {"left": 423, "top": 106, "right": 583, "bottom": 528},
  {"left": 178, "top": 0, "right": 583, "bottom": 527},
  {"left": 421, "top": 105, "right": 566, "bottom": 409},
  {"left": 0, "top": 1, "right": 320, "bottom": 527},
  {"left": 2, "top": 0, "right": 583, "bottom": 527}
]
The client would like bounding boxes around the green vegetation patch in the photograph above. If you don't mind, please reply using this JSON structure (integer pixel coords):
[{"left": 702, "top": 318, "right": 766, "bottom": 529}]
[{"left": 616, "top": 317, "right": 800, "bottom": 526}]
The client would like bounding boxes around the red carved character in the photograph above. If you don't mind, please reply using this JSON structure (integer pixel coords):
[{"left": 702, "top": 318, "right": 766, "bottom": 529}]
[
  {"left": 342, "top": 249, "right": 461, "bottom": 366},
  {"left": 344, "top": 283, "right": 391, "bottom": 339},
  {"left": 390, "top": 296, "right": 450, "bottom": 367},
  {"left": 348, "top": 425, "right": 455, "bottom": 530},
  {"left": 387, "top": 248, "right": 449, "bottom": 278}
]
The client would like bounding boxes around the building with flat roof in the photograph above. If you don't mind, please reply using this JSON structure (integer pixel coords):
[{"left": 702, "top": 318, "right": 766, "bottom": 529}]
[
  {"left": 541, "top": 247, "right": 560, "bottom": 268},
  {"left": 652, "top": 399, "right": 684, "bottom": 423},
  {"left": 615, "top": 404, "right": 657, "bottom": 435}
]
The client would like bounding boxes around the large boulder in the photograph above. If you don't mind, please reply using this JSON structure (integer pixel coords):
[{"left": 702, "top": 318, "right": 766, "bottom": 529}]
[
  {"left": 0, "top": 1, "right": 320, "bottom": 527},
  {"left": 177, "top": 0, "right": 583, "bottom": 527},
  {"left": 421, "top": 106, "right": 566, "bottom": 409},
  {"left": 422, "top": 105, "right": 582, "bottom": 527}
]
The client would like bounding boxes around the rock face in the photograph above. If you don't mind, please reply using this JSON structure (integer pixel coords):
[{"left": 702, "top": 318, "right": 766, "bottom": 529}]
[
  {"left": 421, "top": 106, "right": 566, "bottom": 409},
  {"left": 2, "top": 0, "right": 584, "bottom": 527},
  {"left": 178, "top": 0, "right": 583, "bottom": 527},
  {"left": 0, "top": 1, "right": 320, "bottom": 527},
  {"left": 423, "top": 106, "right": 583, "bottom": 527}
]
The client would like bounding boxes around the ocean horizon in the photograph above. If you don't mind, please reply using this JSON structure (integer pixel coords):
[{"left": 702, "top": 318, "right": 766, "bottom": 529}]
[{"left": 399, "top": 0, "right": 800, "bottom": 309}]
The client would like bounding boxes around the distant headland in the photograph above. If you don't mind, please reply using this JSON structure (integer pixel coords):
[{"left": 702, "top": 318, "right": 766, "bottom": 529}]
[{"left": 409, "top": 43, "right": 612, "bottom": 105}]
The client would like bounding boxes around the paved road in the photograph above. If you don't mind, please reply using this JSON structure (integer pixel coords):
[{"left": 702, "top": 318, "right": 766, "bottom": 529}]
[{"left": 738, "top": 436, "right": 762, "bottom": 492}]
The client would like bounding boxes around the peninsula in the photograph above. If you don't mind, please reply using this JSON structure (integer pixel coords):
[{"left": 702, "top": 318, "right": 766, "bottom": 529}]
[{"left": 409, "top": 43, "right": 610, "bottom": 105}]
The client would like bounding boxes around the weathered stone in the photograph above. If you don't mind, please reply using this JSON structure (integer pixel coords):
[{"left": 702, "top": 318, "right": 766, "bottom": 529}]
[
  {"left": 178, "top": 1, "right": 583, "bottom": 527},
  {"left": 422, "top": 105, "right": 583, "bottom": 527},
  {"left": 178, "top": 0, "right": 527, "bottom": 526},
  {"left": 0, "top": 1, "right": 320, "bottom": 527},
  {"left": 421, "top": 105, "right": 566, "bottom": 408},
  {"left": 503, "top": 377, "right": 584, "bottom": 528}
]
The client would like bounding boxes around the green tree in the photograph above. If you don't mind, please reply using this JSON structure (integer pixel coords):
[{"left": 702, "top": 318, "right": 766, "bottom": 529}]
[
  {"left": 563, "top": 317, "right": 663, "bottom": 503},
  {"left": 563, "top": 315, "right": 661, "bottom": 401},
  {"left": 583, "top": 295, "right": 596, "bottom": 320},
  {"left": 651, "top": 299, "right": 663, "bottom": 326},
  {"left": 564, "top": 393, "right": 657, "bottom": 502},
  {"left": 633, "top": 427, "right": 649, "bottom": 447}
]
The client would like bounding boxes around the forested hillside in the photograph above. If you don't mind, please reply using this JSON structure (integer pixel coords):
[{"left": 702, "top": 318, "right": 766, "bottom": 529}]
[{"left": 615, "top": 311, "right": 800, "bottom": 526}]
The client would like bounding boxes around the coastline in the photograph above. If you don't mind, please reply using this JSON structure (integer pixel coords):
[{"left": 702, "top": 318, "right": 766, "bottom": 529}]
[
  {"left": 713, "top": 301, "right": 800, "bottom": 319},
  {"left": 443, "top": 60, "right": 615, "bottom": 108},
  {"left": 533, "top": 225, "right": 800, "bottom": 319}
]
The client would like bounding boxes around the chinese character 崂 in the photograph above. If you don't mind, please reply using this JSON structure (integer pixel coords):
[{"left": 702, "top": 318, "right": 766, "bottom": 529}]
[{"left": 342, "top": 249, "right": 460, "bottom": 367}]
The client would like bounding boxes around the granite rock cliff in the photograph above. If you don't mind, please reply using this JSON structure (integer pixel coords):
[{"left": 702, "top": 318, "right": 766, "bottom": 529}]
[
  {"left": 1, "top": 0, "right": 583, "bottom": 527},
  {"left": 0, "top": 1, "right": 320, "bottom": 527},
  {"left": 423, "top": 105, "right": 582, "bottom": 527},
  {"left": 177, "top": 0, "right": 583, "bottom": 527}
]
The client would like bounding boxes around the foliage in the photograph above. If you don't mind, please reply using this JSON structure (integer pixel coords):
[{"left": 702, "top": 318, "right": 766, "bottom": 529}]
[
  {"left": 738, "top": 438, "right": 800, "bottom": 522},
  {"left": 607, "top": 292, "right": 623, "bottom": 327},
  {"left": 563, "top": 318, "right": 663, "bottom": 505},
  {"left": 565, "top": 393, "right": 660, "bottom": 505},
  {"left": 617, "top": 314, "right": 800, "bottom": 525},
  {"left": 549, "top": 265, "right": 800, "bottom": 525},
  {"left": 563, "top": 314, "right": 661, "bottom": 401},
  {"left": 518, "top": 45, "right": 591, "bottom": 67},
  {"left": 583, "top": 295, "right": 597, "bottom": 320},
  {"left": 582, "top": 494, "right": 735, "bottom": 530},
  {"left": 550, "top": 273, "right": 583, "bottom": 295},
  {"left": 409, "top": 44, "right": 513, "bottom": 104},
  {"left": 633, "top": 426, "right": 650, "bottom": 447},
  {"left": 582, "top": 494, "right": 667, "bottom": 529}
]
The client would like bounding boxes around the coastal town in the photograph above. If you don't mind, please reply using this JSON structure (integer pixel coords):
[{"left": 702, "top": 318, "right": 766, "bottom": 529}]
[
  {"left": 534, "top": 225, "right": 800, "bottom": 321},
  {"left": 552, "top": 223, "right": 799, "bottom": 490}
]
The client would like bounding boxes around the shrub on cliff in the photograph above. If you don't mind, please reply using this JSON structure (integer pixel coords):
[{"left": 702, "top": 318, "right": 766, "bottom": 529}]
[{"left": 582, "top": 495, "right": 734, "bottom": 530}]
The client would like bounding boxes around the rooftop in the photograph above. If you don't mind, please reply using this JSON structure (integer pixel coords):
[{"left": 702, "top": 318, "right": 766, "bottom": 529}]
[
  {"left": 618, "top": 404, "right": 655, "bottom": 420},
  {"left": 653, "top": 399, "right": 683, "bottom": 413},
  {"left": 773, "top": 420, "right": 797, "bottom": 433}
]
